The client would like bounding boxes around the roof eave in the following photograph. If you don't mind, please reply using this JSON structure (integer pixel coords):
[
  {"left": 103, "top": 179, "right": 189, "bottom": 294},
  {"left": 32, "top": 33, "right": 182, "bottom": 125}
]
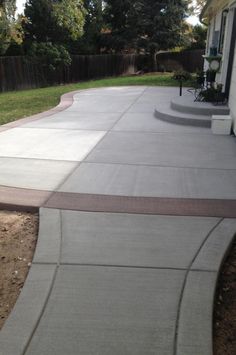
[{"left": 200, "top": 0, "right": 214, "bottom": 24}]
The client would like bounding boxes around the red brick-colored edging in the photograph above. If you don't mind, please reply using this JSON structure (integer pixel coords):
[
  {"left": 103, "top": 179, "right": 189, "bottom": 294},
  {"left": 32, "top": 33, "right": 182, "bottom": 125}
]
[
  {"left": 1, "top": 187, "right": 236, "bottom": 218},
  {"left": 0, "top": 186, "right": 51, "bottom": 212},
  {"left": 44, "top": 192, "right": 236, "bottom": 218},
  {"left": 0, "top": 90, "right": 78, "bottom": 133}
]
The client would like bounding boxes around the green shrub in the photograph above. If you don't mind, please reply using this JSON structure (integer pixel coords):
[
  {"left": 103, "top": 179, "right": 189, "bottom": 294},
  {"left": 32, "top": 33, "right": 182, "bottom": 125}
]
[
  {"left": 172, "top": 70, "right": 192, "bottom": 81},
  {"left": 27, "top": 42, "right": 71, "bottom": 72}
]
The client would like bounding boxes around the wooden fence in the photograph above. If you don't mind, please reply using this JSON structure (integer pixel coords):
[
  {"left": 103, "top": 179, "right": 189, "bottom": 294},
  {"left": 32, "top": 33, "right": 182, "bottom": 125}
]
[
  {"left": 156, "top": 49, "right": 204, "bottom": 73},
  {"left": 0, "top": 54, "right": 146, "bottom": 92},
  {"left": 0, "top": 51, "right": 204, "bottom": 92}
]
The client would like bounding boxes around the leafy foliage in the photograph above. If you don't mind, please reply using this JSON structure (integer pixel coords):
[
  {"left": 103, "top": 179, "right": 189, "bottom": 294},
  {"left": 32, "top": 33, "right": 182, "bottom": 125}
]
[
  {"left": 53, "top": 0, "right": 86, "bottom": 41},
  {"left": 0, "top": 0, "right": 15, "bottom": 18},
  {"left": 101, "top": 0, "right": 140, "bottom": 52},
  {"left": 23, "top": 0, "right": 86, "bottom": 45},
  {"left": 0, "top": 9, "right": 11, "bottom": 54},
  {"left": 139, "top": 0, "right": 188, "bottom": 52},
  {"left": 73, "top": 0, "right": 103, "bottom": 54},
  {"left": 188, "top": 24, "right": 207, "bottom": 49},
  {"left": 0, "top": 0, "right": 23, "bottom": 54},
  {"left": 101, "top": 1, "right": 189, "bottom": 56},
  {"left": 172, "top": 70, "right": 192, "bottom": 81},
  {"left": 198, "top": 85, "right": 225, "bottom": 102},
  {"left": 189, "top": 0, "right": 207, "bottom": 16},
  {"left": 100, "top": 0, "right": 189, "bottom": 71},
  {"left": 27, "top": 42, "right": 72, "bottom": 71}
]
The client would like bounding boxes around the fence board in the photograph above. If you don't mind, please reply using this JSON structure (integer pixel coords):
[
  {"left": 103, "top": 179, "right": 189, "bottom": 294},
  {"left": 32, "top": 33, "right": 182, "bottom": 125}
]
[
  {"left": 0, "top": 54, "right": 142, "bottom": 92},
  {"left": 0, "top": 51, "right": 204, "bottom": 92},
  {"left": 156, "top": 49, "right": 204, "bottom": 73}
]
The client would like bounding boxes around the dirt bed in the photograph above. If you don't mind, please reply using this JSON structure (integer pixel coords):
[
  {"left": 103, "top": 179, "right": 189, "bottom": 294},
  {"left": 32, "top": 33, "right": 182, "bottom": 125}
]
[
  {"left": 214, "top": 237, "right": 236, "bottom": 354},
  {"left": 0, "top": 211, "right": 38, "bottom": 329}
]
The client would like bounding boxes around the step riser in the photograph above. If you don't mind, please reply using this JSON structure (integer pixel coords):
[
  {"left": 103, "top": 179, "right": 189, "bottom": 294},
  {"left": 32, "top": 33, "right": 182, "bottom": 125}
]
[
  {"left": 154, "top": 109, "right": 211, "bottom": 128},
  {"left": 171, "top": 98, "right": 230, "bottom": 116}
]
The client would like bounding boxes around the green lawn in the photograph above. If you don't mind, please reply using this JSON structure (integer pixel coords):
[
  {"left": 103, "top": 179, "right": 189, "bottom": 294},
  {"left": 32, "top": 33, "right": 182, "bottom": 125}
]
[{"left": 0, "top": 73, "right": 183, "bottom": 125}]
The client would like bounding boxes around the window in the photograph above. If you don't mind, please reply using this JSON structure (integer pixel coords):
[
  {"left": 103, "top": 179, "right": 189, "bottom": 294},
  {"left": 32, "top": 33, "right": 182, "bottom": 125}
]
[{"left": 218, "top": 10, "right": 228, "bottom": 54}]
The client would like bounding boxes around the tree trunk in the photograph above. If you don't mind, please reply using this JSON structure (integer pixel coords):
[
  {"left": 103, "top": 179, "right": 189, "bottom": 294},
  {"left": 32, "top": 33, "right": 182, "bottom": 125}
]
[
  {"left": 152, "top": 51, "right": 158, "bottom": 72},
  {"left": 149, "top": 51, "right": 158, "bottom": 72}
]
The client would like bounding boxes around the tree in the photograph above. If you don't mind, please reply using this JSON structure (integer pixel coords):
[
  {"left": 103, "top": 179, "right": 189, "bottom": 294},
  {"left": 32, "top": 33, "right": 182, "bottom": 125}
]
[
  {"left": 23, "top": 0, "right": 86, "bottom": 45},
  {"left": 27, "top": 41, "right": 72, "bottom": 72},
  {"left": 0, "top": 0, "right": 15, "bottom": 17},
  {"left": 53, "top": 0, "right": 86, "bottom": 41},
  {"left": 0, "top": 0, "right": 22, "bottom": 54},
  {"left": 101, "top": 0, "right": 140, "bottom": 53},
  {"left": 101, "top": 0, "right": 189, "bottom": 70},
  {"left": 189, "top": 0, "right": 207, "bottom": 16},
  {"left": 22, "top": 1, "right": 86, "bottom": 75},
  {"left": 138, "top": 0, "right": 189, "bottom": 69},
  {"left": 188, "top": 24, "right": 207, "bottom": 49},
  {"left": 73, "top": 0, "right": 103, "bottom": 54}
]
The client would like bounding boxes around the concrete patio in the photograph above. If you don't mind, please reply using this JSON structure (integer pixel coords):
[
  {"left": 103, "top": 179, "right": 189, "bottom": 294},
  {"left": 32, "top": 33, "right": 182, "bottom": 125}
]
[{"left": 0, "top": 86, "right": 236, "bottom": 355}]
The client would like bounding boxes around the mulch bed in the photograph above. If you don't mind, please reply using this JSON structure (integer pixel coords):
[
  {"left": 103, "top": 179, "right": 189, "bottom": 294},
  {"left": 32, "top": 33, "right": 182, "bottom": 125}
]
[{"left": 214, "top": 236, "right": 236, "bottom": 354}]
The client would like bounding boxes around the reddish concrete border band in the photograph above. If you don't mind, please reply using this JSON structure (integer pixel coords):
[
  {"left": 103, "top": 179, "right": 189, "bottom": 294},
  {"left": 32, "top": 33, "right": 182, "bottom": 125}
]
[
  {"left": 0, "top": 186, "right": 51, "bottom": 211},
  {"left": 1, "top": 187, "right": 236, "bottom": 217},
  {"left": 0, "top": 90, "right": 78, "bottom": 133},
  {"left": 44, "top": 192, "right": 236, "bottom": 217}
]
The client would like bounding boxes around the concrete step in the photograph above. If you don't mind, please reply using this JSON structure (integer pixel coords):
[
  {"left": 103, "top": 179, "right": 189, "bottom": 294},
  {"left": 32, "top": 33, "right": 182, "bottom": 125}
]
[
  {"left": 171, "top": 94, "right": 230, "bottom": 116},
  {"left": 154, "top": 103, "right": 212, "bottom": 128}
]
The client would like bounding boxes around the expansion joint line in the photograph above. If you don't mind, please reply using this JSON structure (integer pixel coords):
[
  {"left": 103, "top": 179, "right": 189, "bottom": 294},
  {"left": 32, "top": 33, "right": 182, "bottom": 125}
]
[
  {"left": 173, "top": 217, "right": 224, "bottom": 355},
  {"left": 22, "top": 211, "right": 63, "bottom": 354}
]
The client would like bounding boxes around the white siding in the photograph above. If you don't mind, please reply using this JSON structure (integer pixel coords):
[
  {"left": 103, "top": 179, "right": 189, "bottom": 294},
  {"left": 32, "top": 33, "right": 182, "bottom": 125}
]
[
  {"left": 229, "top": 42, "right": 236, "bottom": 133},
  {"left": 215, "top": 11, "right": 223, "bottom": 31},
  {"left": 208, "top": 20, "right": 214, "bottom": 51}
]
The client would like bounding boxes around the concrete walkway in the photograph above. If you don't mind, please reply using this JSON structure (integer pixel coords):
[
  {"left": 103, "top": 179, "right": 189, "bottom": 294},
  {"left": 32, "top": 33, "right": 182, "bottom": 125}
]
[{"left": 0, "top": 86, "right": 236, "bottom": 355}]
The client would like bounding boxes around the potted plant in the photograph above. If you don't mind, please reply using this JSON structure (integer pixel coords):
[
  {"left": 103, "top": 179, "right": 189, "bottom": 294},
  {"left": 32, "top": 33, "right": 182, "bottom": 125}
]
[{"left": 198, "top": 83, "right": 226, "bottom": 103}]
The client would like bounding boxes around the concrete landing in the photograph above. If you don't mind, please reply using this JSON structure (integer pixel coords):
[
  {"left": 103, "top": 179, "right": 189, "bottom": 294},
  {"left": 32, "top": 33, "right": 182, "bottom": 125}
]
[
  {"left": 171, "top": 94, "right": 230, "bottom": 116},
  {"left": 0, "top": 86, "right": 236, "bottom": 355},
  {"left": 155, "top": 91, "right": 229, "bottom": 127}
]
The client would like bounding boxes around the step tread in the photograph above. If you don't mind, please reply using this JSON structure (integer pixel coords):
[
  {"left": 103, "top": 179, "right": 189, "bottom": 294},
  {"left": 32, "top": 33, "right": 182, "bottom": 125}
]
[
  {"left": 171, "top": 94, "right": 230, "bottom": 115},
  {"left": 155, "top": 103, "right": 211, "bottom": 121}
]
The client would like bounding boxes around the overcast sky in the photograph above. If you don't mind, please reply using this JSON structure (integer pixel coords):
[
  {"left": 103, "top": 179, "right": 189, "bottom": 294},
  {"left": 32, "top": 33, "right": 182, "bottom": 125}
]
[
  {"left": 16, "top": 0, "right": 26, "bottom": 14},
  {"left": 16, "top": 0, "right": 199, "bottom": 25}
]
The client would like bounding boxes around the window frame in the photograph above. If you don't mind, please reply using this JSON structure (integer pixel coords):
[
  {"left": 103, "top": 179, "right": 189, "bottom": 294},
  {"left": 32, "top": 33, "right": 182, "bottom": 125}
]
[{"left": 218, "top": 9, "right": 228, "bottom": 54}]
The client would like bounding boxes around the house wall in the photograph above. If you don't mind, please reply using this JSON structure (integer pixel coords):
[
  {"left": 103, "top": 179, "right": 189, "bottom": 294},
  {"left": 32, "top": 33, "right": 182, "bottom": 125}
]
[
  {"left": 229, "top": 41, "right": 236, "bottom": 133},
  {"left": 227, "top": 1, "right": 236, "bottom": 132},
  {"left": 203, "top": 0, "right": 236, "bottom": 132},
  {"left": 204, "top": 9, "right": 225, "bottom": 78},
  {"left": 218, "top": 8, "right": 233, "bottom": 86},
  {"left": 216, "top": 7, "right": 233, "bottom": 85},
  {"left": 206, "top": 11, "right": 222, "bottom": 53}
]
